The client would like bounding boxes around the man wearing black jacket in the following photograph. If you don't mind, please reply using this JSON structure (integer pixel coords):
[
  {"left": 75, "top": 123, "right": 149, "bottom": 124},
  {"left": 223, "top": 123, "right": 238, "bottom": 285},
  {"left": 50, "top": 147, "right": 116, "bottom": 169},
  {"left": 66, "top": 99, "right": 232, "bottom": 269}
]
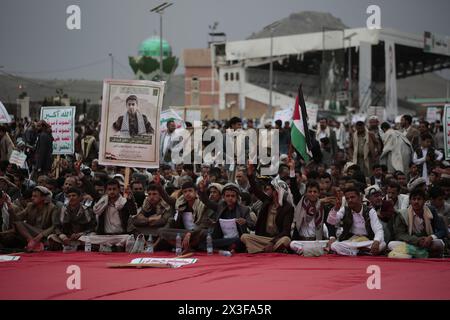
[{"left": 198, "top": 179, "right": 255, "bottom": 252}]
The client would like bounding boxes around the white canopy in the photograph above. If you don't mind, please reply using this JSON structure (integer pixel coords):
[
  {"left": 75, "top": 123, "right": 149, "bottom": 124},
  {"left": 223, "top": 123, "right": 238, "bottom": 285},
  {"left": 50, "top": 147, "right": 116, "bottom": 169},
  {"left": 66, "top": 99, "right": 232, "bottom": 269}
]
[{"left": 0, "top": 101, "right": 12, "bottom": 123}]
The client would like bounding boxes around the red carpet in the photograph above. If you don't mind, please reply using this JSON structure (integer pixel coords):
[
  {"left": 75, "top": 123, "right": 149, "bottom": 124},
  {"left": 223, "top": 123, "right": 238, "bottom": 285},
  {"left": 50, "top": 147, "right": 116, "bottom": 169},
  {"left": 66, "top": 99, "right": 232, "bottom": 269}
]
[{"left": 0, "top": 252, "right": 449, "bottom": 300}]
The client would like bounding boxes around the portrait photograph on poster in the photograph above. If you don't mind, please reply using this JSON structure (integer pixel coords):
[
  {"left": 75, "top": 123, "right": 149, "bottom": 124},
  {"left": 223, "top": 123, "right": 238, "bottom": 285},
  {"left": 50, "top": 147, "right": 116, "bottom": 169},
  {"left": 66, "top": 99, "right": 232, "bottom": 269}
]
[
  {"left": 99, "top": 79, "right": 165, "bottom": 168},
  {"left": 2, "top": 0, "right": 450, "bottom": 310}
]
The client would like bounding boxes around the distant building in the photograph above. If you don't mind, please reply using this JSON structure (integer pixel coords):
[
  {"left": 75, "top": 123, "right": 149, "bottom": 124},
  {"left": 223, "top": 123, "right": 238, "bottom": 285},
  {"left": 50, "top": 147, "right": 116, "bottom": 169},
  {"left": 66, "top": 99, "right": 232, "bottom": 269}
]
[{"left": 184, "top": 11, "right": 450, "bottom": 121}]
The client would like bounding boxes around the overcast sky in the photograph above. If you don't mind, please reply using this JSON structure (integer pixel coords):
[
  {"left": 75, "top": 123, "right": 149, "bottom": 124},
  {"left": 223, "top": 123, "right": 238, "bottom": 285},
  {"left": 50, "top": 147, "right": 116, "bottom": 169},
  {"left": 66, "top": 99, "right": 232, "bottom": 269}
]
[{"left": 1, "top": 0, "right": 449, "bottom": 80}]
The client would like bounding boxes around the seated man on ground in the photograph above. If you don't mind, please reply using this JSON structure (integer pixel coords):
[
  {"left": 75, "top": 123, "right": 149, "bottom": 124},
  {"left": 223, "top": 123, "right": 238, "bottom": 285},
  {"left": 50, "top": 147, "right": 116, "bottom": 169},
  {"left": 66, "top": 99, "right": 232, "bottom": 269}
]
[
  {"left": 158, "top": 180, "right": 214, "bottom": 254},
  {"left": 91, "top": 179, "right": 137, "bottom": 249},
  {"left": 131, "top": 183, "right": 174, "bottom": 250},
  {"left": 290, "top": 181, "right": 330, "bottom": 255},
  {"left": 427, "top": 185, "right": 450, "bottom": 228},
  {"left": 0, "top": 191, "right": 22, "bottom": 250},
  {"left": 13, "top": 186, "right": 60, "bottom": 252},
  {"left": 385, "top": 181, "right": 409, "bottom": 211},
  {"left": 206, "top": 183, "right": 223, "bottom": 203},
  {"left": 198, "top": 178, "right": 255, "bottom": 252},
  {"left": 48, "top": 187, "right": 96, "bottom": 250},
  {"left": 327, "top": 187, "right": 385, "bottom": 256},
  {"left": 54, "top": 176, "right": 79, "bottom": 206},
  {"left": 240, "top": 163, "right": 294, "bottom": 254},
  {"left": 389, "top": 188, "right": 447, "bottom": 258}
]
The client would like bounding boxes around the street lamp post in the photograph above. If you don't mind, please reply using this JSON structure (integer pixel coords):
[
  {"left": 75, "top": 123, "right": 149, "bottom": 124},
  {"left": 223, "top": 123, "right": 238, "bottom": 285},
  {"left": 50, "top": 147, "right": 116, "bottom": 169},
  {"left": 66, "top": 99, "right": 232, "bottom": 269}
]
[
  {"left": 151, "top": 2, "right": 173, "bottom": 81},
  {"left": 269, "top": 29, "right": 274, "bottom": 118},
  {"left": 344, "top": 32, "right": 358, "bottom": 110},
  {"left": 264, "top": 21, "right": 280, "bottom": 117},
  {"left": 108, "top": 53, "right": 114, "bottom": 79}
]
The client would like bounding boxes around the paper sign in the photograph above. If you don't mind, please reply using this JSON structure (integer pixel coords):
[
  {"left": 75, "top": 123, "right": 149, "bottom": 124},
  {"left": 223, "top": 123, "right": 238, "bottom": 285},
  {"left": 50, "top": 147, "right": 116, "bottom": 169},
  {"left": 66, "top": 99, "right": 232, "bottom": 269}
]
[
  {"left": 182, "top": 212, "right": 195, "bottom": 231},
  {"left": 276, "top": 102, "right": 318, "bottom": 128},
  {"left": 305, "top": 102, "right": 319, "bottom": 126},
  {"left": 219, "top": 219, "right": 239, "bottom": 239},
  {"left": 40, "top": 106, "right": 76, "bottom": 155},
  {"left": 0, "top": 255, "right": 21, "bottom": 262},
  {"left": 444, "top": 105, "right": 450, "bottom": 160},
  {"left": 274, "top": 108, "right": 293, "bottom": 124},
  {"left": 426, "top": 107, "right": 438, "bottom": 123},
  {"left": 9, "top": 150, "right": 27, "bottom": 168},
  {"left": 131, "top": 257, "right": 197, "bottom": 268}
]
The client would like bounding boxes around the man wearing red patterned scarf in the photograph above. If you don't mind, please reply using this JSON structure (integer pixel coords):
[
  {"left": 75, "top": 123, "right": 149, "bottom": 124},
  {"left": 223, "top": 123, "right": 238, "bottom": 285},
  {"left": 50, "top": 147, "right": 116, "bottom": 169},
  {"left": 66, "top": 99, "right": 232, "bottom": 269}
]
[{"left": 290, "top": 181, "right": 329, "bottom": 255}]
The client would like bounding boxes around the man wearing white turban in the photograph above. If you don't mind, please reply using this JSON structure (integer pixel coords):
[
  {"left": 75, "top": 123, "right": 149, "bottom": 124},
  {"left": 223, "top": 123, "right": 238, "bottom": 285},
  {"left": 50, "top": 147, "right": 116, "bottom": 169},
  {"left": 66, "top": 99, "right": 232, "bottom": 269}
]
[{"left": 13, "top": 186, "right": 60, "bottom": 252}]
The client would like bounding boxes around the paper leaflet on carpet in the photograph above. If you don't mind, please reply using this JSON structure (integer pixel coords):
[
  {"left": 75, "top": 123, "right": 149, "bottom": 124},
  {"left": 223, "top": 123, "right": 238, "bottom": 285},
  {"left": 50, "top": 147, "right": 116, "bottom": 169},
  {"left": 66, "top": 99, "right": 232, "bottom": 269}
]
[
  {"left": 131, "top": 257, "right": 198, "bottom": 268},
  {"left": 0, "top": 255, "right": 21, "bottom": 262}
]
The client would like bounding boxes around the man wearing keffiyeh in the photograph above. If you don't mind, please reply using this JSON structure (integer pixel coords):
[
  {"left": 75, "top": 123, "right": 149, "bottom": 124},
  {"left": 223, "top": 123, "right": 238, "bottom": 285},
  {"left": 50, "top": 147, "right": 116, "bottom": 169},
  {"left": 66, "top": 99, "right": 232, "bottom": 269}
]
[
  {"left": 112, "top": 95, "right": 154, "bottom": 137},
  {"left": 13, "top": 186, "right": 60, "bottom": 252},
  {"left": 290, "top": 181, "right": 329, "bottom": 255}
]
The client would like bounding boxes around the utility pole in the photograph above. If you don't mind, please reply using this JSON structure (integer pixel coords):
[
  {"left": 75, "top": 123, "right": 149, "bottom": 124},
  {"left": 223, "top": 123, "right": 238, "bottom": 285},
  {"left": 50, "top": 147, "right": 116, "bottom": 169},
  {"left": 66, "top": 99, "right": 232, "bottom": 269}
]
[
  {"left": 109, "top": 53, "right": 114, "bottom": 79},
  {"left": 264, "top": 21, "right": 280, "bottom": 117},
  {"left": 151, "top": 2, "right": 173, "bottom": 81},
  {"left": 344, "top": 32, "right": 357, "bottom": 110}
]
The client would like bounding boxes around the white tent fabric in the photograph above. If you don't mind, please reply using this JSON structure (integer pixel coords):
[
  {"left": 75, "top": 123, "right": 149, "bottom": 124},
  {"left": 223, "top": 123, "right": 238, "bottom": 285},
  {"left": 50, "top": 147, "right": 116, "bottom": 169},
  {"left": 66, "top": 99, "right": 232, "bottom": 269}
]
[{"left": 0, "top": 102, "right": 12, "bottom": 124}]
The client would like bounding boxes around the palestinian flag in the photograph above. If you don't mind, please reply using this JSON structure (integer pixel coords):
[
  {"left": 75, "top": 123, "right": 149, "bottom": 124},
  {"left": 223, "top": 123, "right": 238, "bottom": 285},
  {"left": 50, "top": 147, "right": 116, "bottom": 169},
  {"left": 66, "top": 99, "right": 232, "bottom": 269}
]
[{"left": 291, "top": 85, "right": 313, "bottom": 162}]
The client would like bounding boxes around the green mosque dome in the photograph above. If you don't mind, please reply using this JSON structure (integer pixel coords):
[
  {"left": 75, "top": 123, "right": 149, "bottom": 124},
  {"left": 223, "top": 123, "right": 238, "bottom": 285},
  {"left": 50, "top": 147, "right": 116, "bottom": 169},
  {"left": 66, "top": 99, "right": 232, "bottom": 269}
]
[{"left": 138, "top": 36, "right": 172, "bottom": 58}]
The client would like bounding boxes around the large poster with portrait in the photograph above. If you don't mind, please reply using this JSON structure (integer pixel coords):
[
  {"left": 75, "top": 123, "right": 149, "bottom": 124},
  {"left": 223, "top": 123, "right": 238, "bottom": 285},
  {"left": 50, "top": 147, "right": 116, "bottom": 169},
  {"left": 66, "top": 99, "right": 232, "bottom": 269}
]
[{"left": 99, "top": 79, "right": 165, "bottom": 168}]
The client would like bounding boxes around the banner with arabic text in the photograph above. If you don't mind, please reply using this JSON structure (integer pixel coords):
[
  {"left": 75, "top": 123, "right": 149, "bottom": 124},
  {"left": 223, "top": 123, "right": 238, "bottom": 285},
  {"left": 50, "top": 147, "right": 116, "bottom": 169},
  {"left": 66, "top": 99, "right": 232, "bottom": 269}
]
[{"left": 40, "top": 106, "right": 76, "bottom": 155}]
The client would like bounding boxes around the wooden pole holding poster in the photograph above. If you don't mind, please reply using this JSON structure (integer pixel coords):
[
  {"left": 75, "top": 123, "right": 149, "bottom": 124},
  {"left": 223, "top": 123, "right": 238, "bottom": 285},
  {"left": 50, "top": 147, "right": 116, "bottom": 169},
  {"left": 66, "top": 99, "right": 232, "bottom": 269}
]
[
  {"left": 124, "top": 167, "right": 131, "bottom": 189},
  {"left": 55, "top": 155, "right": 61, "bottom": 179}
]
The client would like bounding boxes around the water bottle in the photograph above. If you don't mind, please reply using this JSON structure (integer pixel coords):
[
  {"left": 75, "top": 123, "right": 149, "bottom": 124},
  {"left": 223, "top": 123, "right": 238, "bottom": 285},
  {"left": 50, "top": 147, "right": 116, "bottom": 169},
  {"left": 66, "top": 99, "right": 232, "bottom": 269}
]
[
  {"left": 84, "top": 238, "right": 92, "bottom": 252},
  {"left": 125, "top": 235, "right": 135, "bottom": 253},
  {"left": 132, "top": 234, "right": 146, "bottom": 253},
  {"left": 206, "top": 232, "right": 213, "bottom": 255},
  {"left": 219, "top": 250, "right": 232, "bottom": 257},
  {"left": 145, "top": 235, "right": 154, "bottom": 254},
  {"left": 176, "top": 233, "right": 182, "bottom": 256}
]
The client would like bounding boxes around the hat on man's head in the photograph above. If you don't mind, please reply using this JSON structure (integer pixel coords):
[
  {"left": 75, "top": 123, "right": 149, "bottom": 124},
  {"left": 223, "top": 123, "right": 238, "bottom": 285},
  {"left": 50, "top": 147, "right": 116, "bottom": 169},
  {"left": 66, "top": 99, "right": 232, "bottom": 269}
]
[
  {"left": 207, "top": 183, "right": 223, "bottom": 194},
  {"left": 178, "top": 175, "right": 193, "bottom": 187},
  {"left": 112, "top": 174, "right": 125, "bottom": 187},
  {"left": 16, "top": 138, "right": 26, "bottom": 148},
  {"left": 343, "top": 162, "right": 356, "bottom": 174},
  {"left": 181, "top": 181, "right": 197, "bottom": 191},
  {"left": 33, "top": 186, "right": 53, "bottom": 203},
  {"left": 365, "top": 185, "right": 382, "bottom": 198},
  {"left": 222, "top": 183, "right": 241, "bottom": 196},
  {"left": 407, "top": 177, "right": 426, "bottom": 192},
  {"left": 113, "top": 174, "right": 125, "bottom": 182},
  {"left": 132, "top": 172, "right": 149, "bottom": 185}
]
